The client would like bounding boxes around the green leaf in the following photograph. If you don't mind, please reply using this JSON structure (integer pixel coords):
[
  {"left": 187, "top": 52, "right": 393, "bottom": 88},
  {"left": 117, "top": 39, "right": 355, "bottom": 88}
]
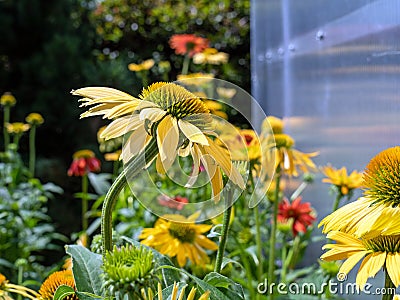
[
  {"left": 65, "top": 245, "right": 103, "bottom": 296},
  {"left": 88, "top": 172, "right": 112, "bottom": 195},
  {"left": 75, "top": 291, "right": 104, "bottom": 300},
  {"left": 121, "top": 236, "right": 180, "bottom": 286},
  {"left": 53, "top": 285, "right": 75, "bottom": 300},
  {"left": 203, "top": 272, "right": 245, "bottom": 299},
  {"left": 221, "top": 257, "right": 243, "bottom": 271}
]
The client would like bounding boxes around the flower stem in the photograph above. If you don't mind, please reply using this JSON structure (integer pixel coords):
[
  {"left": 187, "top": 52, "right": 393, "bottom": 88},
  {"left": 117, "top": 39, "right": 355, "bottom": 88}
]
[
  {"left": 101, "top": 138, "right": 158, "bottom": 254},
  {"left": 82, "top": 173, "right": 89, "bottom": 232},
  {"left": 332, "top": 192, "right": 343, "bottom": 212},
  {"left": 28, "top": 125, "right": 36, "bottom": 177},
  {"left": 268, "top": 169, "right": 281, "bottom": 300},
  {"left": 214, "top": 189, "right": 234, "bottom": 273},
  {"left": 181, "top": 54, "right": 191, "bottom": 75},
  {"left": 382, "top": 267, "right": 395, "bottom": 300},
  {"left": 3, "top": 106, "right": 10, "bottom": 150}
]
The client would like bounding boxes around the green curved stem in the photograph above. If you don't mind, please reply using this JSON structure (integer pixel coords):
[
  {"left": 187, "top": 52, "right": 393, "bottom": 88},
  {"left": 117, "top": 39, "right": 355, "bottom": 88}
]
[
  {"left": 28, "top": 125, "right": 36, "bottom": 177},
  {"left": 101, "top": 138, "right": 158, "bottom": 254},
  {"left": 268, "top": 168, "right": 281, "bottom": 300},
  {"left": 3, "top": 106, "right": 10, "bottom": 150},
  {"left": 332, "top": 192, "right": 343, "bottom": 212},
  {"left": 214, "top": 189, "right": 234, "bottom": 273},
  {"left": 181, "top": 54, "right": 191, "bottom": 75},
  {"left": 382, "top": 267, "right": 395, "bottom": 300}
]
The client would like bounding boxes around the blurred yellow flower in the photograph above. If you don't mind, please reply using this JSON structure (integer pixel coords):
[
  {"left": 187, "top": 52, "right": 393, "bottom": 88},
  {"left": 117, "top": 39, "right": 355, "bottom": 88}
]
[
  {"left": 177, "top": 73, "right": 214, "bottom": 86},
  {"left": 104, "top": 150, "right": 121, "bottom": 161},
  {"left": 128, "top": 59, "right": 155, "bottom": 72},
  {"left": 263, "top": 133, "right": 318, "bottom": 177},
  {"left": 216, "top": 87, "right": 237, "bottom": 100},
  {"left": 72, "top": 149, "right": 95, "bottom": 159},
  {"left": 203, "top": 99, "right": 228, "bottom": 119},
  {"left": 140, "top": 214, "right": 218, "bottom": 267},
  {"left": 0, "top": 273, "right": 40, "bottom": 300},
  {"left": 193, "top": 48, "right": 229, "bottom": 65},
  {"left": 25, "top": 112, "right": 44, "bottom": 126},
  {"left": 6, "top": 122, "right": 30, "bottom": 134},
  {"left": 0, "top": 92, "right": 16, "bottom": 107},
  {"left": 262, "top": 116, "right": 284, "bottom": 134},
  {"left": 321, "top": 165, "right": 363, "bottom": 195}
]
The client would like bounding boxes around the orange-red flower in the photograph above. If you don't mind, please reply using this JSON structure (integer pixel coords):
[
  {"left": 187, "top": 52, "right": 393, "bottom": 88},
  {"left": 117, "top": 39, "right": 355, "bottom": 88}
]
[
  {"left": 157, "top": 195, "right": 188, "bottom": 210},
  {"left": 169, "top": 34, "right": 209, "bottom": 57},
  {"left": 67, "top": 150, "right": 101, "bottom": 177},
  {"left": 278, "top": 197, "right": 316, "bottom": 236}
]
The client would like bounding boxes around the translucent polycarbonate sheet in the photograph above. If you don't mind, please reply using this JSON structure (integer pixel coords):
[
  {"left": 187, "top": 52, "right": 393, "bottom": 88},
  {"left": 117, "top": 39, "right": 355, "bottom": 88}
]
[{"left": 251, "top": 0, "right": 400, "bottom": 296}]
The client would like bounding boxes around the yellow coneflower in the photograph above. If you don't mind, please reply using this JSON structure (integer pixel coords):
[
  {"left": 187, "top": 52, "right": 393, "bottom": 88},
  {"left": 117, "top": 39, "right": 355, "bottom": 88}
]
[
  {"left": 262, "top": 116, "right": 284, "bottom": 134},
  {"left": 25, "top": 113, "right": 44, "bottom": 126},
  {"left": 203, "top": 99, "right": 228, "bottom": 119},
  {"left": 140, "top": 214, "right": 218, "bottom": 267},
  {"left": 104, "top": 150, "right": 121, "bottom": 161},
  {"left": 319, "top": 147, "right": 400, "bottom": 238},
  {"left": 263, "top": 132, "right": 318, "bottom": 177},
  {"left": 193, "top": 48, "right": 229, "bottom": 65},
  {"left": 0, "top": 92, "right": 16, "bottom": 107},
  {"left": 74, "top": 82, "right": 245, "bottom": 202},
  {"left": 216, "top": 87, "right": 237, "bottom": 100},
  {"left": 321, "top": 165, "right": 364, "bottom": 196},
  {"left": 5, "top": 122, "right": 30, "bottom": 134},
  {"left": 0, "top": 273, "right": 40, "bottom": 300},
  {"left": 39, "top": 270, "right": 77, "bottom": 300},
  {"left": 321, "top": 231, "right": 400, "bottom": 290},
  {"left": 128, "top": 59, "right": 155, "bottom": 72},
  {"left": 177, "top": 73, "right": 215, "bottom": 86}
]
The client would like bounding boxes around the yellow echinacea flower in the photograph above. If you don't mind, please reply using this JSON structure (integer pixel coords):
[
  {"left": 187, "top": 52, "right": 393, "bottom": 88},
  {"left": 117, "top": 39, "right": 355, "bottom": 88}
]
[
  {"left": 321, "top": 165, "right": 364, "bottom": 196},
  {"left": 140, "top": 214, "right": 218, "bottom": 267},
  {"left": 128, "top": 59, "right": 155, "bottom": 72},
  {"left": 321, "top": 231, "right": 400, "bottom": 290},
  {"left": 74, "top": 82, "right": 245, "bottom": 201}
]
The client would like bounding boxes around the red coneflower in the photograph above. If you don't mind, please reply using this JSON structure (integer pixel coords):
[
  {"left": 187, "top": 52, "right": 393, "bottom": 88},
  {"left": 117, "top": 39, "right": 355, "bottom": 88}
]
[
  {"left": 169, "top": 34, "right": 209, "bottom": 57},
  {"left": 278, "top": 197, "right": 316, "bottom": 236},
  {"left": 157, "top": 195, "right": 189, "bottom": 210},
  {"left": 67, "top": 149, "right": 101, "bottom": 177}
]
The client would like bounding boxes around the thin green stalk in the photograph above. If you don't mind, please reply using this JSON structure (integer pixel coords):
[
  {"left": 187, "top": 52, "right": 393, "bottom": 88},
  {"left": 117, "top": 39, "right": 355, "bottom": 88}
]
[
  {"left": 28, "top": 125, "right": 36, "bottom": 177},
  {"left": 17, "top": 265, "right": 23, "bottom": 300},
  {"left": 214, "top": 189, "right": 234, "bottom": 273},
  {"left": 181, "top": 54, "right": 191, "bottom": 75},
  {"left": 233, "top": 236, "right": 257, "bottom": 300},
  {"left": 382, "top": 267, "right": 395, "bottom": 300},
  {"left": 101, "top": 138, "right": 158, "bottom": 254},
  {"left": 112, "top": 159, "right": 119, "bottom": 180},
  {"left": 280, "top": 240, "right": 287, "bottom": 283},
  {"left": 82, "top": 174, "right": 89, "bottom": 232},
  {"left": 268, "top": 168, "right": 281, "bottom": 300},
  {"left": 3, "top": 106, "right": 10, "bottom": 150},
  {"left": 332, "top": 192, "right": 343, "bottom": 212},
  {"left": 13, "top": 134, "right": 21, "bottom": 151}
]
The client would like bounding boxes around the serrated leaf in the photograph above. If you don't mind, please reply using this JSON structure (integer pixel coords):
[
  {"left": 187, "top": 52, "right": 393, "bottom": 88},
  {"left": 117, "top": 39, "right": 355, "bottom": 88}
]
[
  {"left": 203, "top": 272, "right": 245, "bottom": 299},
  {"left": 65, "top": 245, "right": 103, "bottom": 296},
  {"left": 53, "top": 285, "right": 75, "bottom": 300}
]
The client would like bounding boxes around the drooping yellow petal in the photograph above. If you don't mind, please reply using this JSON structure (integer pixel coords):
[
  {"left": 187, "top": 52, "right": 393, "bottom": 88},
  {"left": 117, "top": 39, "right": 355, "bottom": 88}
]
[
  {"left": 100, "top": 115, "right": 142, "bottom": 140},
  {"left": 386, "top": 253, "right": 400, "bottom": 287},
  {"left": 157, "top": 115, "right": 179, "bottom": 166},
  {"left": 178, "top": 119, "right": 209, "bottom": 145},
  {"left": 355, "top": 252, "right": 386, "bottom": 290},
  {"left": 337, "top": 251, "right": 369, "bottom": 276},
  {"left": 73, "top": 87, "right": 134, "bottom": 99},
  {"left": 103, "top": 100, "right": 141, "bottom": 119},
  {"left": 121, "top": 125, "right": 149, "bottom": 164},
  {"left": 140, "top": 107, "right": 167, "bottom": 123}
]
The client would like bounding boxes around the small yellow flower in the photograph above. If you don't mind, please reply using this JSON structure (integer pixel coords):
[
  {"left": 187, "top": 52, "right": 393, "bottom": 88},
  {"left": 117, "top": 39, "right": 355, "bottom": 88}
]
[
  {"left": 128, "top": 59, "right": 155, "bottom": 72},
  {"left": 216, "top": 87, "right": 237, "bottom": 100},
  {"left": 5, "top": 122, "right": 30, "bottom": 134},
  {"left": 321, "top": 165, "right": 363, "bottom": 195},
  {"left": 203, "top": 100, "right": 228, "bottom": 119},
  {"left": 177, "top": 73, "right": 215, "bottom": 86},
  {"left": 72, "top": 149, "right": 95, "bottom": 159},
  {"left": 193, "top": 48, "right": 229, "bottom": 65},
  {"left": 262, "top": 116, "right": 284, "bottom": 134},
  {"left": 0, "top": 92, "right": 16, "bottom": 107},
  {"left": 140, "top": 214, "right": 218, "bottom": 267},
  {"left": 321, "top": 231, "right": 400, "bottom": 290},
  {"left": 104, "top": 150, "right": 121, "bottom": 161},
  {"left": 25, "top": 112, "right": 44, "bottom": 126},
  {"left": 0, "top": 273, "right": 40, "bottom": 300},
  {"left": 393, "top": 295, "right": 400, "bottom": 300},
  {"left": 39, "top": 270, "right": 77, "bottom": 300}
]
